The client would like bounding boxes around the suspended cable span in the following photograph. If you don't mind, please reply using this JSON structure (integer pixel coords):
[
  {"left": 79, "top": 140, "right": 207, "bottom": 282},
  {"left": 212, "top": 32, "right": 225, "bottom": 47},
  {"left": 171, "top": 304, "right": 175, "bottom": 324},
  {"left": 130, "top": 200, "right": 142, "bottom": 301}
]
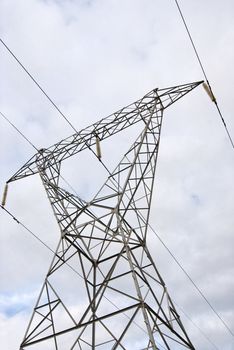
[
  {"left": 148, "top": 223, "right": 234, "bottom": 337},
  {"left": 174, "top": 0, "right": 234, "bottom": 149},
  {"left": 0, "top": 38, "right": 77, "bottom": 133},
  {"left": 1, "top": 204, "right": 57, "bottom": 258},
  {"left": 0, "top": 111, "right": 38, "bottom": 152},
  {"left": 173, "top": 300, "right": 220, "bottom": 350},
  {"left": 1, "top": 37, "right": 111, "bottom": 172}
]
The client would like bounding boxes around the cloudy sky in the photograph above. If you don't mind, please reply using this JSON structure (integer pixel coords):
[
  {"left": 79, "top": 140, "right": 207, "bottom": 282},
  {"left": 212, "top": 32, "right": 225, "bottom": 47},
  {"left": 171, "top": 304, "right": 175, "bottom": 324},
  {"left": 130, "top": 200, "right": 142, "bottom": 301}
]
[{"left": 0, "top": 0, "right": 234, "bottom": 349}]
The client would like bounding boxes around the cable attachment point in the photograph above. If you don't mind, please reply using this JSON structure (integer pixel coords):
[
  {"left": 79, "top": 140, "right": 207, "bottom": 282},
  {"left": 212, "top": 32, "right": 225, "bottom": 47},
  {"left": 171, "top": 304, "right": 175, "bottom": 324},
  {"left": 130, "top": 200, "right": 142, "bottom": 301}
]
[
  {"left": 1, "top": 183, "right": 9, "bottom": 207},
  {"left": 203, "top": 82, "right": 216, "bottom": 103}
]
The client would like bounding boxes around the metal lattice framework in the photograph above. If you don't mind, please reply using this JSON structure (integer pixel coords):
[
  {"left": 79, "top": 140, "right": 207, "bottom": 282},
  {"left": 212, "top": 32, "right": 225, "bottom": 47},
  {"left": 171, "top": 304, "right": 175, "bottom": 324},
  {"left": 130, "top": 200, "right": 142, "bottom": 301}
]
[{"left": 8, "top": 81, "right": 202, "bottom": 349}]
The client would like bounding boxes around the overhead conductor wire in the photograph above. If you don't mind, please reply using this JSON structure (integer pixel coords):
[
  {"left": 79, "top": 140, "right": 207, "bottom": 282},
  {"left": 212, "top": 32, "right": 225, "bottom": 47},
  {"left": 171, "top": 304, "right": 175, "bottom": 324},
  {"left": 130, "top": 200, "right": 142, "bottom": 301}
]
[
  {"left": 0, "top": 111, "right": 38, "bottom": 152},
  {"left": 173, "top": 0, "right": 234, "bottom": 337},
  {"left": 173, "top": 300, "right": 220, "bottom": 350},
  {"left": 174, "top": 0, "right": 234, "bottom": 149},
  {"left": 0, "top": 38, "right": 77, "bottom": 133},
  {"left": 0, "top": 37, "right": 112, "bottom": 175},
  {"left": 148, "top": 222, "right": 234, "bottom": 337}
]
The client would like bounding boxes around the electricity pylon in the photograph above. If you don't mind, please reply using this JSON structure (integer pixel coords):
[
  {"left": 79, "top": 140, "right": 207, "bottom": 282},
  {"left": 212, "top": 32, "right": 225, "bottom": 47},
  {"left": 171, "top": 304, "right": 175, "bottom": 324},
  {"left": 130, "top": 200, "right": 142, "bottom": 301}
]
[{"left": 8, "top": 81, "right": 202, "bottom": 349}]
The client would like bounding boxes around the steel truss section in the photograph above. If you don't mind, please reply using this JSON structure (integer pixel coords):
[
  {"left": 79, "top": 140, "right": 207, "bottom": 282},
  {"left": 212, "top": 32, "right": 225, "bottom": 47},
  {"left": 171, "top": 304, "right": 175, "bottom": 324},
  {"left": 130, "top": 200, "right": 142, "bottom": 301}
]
[{"left": 9, "top": 81, "right": 202, "bottom": 349}]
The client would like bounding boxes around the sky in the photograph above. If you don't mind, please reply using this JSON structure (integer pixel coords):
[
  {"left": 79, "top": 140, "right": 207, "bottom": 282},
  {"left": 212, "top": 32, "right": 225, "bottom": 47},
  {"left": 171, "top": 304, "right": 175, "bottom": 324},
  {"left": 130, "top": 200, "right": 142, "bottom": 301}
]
[{"left": 0, "top": 0, "right": 234, "bottom": 349}]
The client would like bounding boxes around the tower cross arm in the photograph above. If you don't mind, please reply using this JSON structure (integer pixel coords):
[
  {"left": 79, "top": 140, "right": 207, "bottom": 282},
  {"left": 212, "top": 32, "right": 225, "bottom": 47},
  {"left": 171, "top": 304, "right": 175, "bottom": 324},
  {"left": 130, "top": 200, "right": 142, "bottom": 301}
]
[{"left": 7, "top": 81, "right": 203, "bottom": 183}]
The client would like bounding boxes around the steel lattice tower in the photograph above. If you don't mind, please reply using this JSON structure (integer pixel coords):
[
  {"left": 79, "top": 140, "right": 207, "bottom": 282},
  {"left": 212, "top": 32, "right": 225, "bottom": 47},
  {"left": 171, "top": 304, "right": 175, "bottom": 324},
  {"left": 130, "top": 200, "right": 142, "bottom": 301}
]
[{"left": 8, "top": 81, "right": 202, "bottom": 349}]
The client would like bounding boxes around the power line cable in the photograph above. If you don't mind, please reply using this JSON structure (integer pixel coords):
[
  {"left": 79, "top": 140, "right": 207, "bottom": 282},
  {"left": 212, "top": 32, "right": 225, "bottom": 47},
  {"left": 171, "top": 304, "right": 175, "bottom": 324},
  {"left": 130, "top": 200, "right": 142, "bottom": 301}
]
[
  {"left": 1, "top": 205, "right": 57, "bottom": 258},
  {"left": 0, "top": 38, "right": 113, "bottom": 174},
  {"left": 172, "top": 1, "right": 234, "bottom": 336},
  {"left": 148, "top": 223, "right": 234, "bottom": 337},
  {"left": 0, "top": 111, "right": 38, "bottom": 152},
  {"left": 0, "top": 38, "right": 77, "bottom": 133},
  {"left": 173, "top": 300, "right": 220, "bottom": 350},
  {"left": 174, "top": 0, "right": 234, "bottom": 149}
]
